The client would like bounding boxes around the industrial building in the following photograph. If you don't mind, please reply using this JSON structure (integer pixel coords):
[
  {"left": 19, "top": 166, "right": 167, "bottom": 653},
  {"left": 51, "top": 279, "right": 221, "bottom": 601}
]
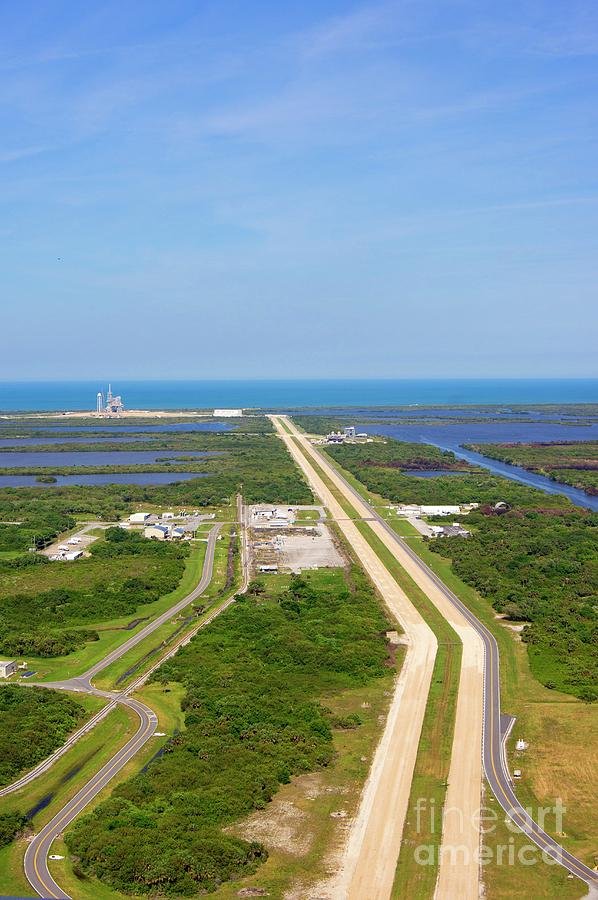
[
  {"left": 130, "top": 512, "right": 151, "bottom": 524},
  {"left": 64, "top": 549, "right": 83, "bottom": 560},
  {"left": 251, "top": 506, "right": 296, "bottom": 528},
  {"left": 214, "top": 408, "right": 243, "bottom": 417},
  {"left": 395, "top": 504, "right": 475, "bottom": 518},
  {"left": 0, "top": 660, "right": 17, "bottom": 679},
  {"left": 144, "top": 524, "right": 170, "bottom": 541}
]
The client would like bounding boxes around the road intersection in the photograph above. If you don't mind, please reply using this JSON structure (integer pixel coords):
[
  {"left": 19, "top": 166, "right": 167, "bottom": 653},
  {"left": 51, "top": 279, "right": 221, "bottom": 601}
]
[{"left": 1, "top": 522, "right": 233, "bottom": 899}]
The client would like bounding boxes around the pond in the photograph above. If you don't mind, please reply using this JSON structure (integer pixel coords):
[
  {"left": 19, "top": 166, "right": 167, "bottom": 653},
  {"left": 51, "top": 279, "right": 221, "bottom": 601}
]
[
  {"left": 11, "top": 421, "right": 236, "bottom": 434},
  {"left": 0, "top": 436, "right": 154, "bottom": 447},
  {"left": 0, "top": 450, "right": 220, "bottom": 468},
  {"left": 0, "top": 472, "right": 209, "bottom": 487}
]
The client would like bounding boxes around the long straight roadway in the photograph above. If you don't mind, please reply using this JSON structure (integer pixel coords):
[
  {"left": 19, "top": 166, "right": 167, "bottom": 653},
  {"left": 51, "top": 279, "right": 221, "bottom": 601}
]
[
  {"left": 271, "top": 416, "right": 482, "bottom": 899},
  {"left": 272, "top": 415, "right": 438, "bottom": 898},
  {"left": 273, "top": 416, "right": 598, "bottom": 898}
]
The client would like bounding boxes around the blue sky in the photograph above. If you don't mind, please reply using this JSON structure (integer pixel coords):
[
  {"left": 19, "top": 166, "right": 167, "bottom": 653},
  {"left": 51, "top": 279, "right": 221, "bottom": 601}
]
[{"left": 1, "top": 0, "right": 597, "bottom": 379}]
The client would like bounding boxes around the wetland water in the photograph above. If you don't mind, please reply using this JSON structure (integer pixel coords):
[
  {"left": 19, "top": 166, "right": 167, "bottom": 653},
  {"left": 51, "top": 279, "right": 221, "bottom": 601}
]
[
  {"left": 355, "top": 421, "right": 598, "bottom": 511},
  {"left": 0, "top": 436, "right": 152, "bottom": 447},
  {"left": 0, "top": 472, "right": 208, "bottom": 487},
  {"left": 0, "top": 450, "right": 219, "bottom": 467},
  {"left": 10, "top": 421, "right": 235, "bottom": 434}
]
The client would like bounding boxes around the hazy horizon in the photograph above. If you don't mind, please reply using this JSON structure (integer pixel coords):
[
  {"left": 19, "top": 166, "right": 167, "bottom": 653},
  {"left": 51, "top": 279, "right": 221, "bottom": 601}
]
[{"left": 2, "top": 1, "right": 597, "bottom": 380}]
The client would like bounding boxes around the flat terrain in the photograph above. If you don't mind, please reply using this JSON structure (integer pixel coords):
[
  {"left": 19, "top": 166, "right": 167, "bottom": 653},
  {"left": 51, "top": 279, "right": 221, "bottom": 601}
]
[{"left": 467, "top": 440, "right": 598, "bottom": 497}]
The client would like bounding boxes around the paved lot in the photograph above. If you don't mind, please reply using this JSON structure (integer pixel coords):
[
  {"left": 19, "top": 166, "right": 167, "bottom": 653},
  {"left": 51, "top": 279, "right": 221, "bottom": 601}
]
[{"left": 280, "top": 525, "right": 344, "bottom": 571}]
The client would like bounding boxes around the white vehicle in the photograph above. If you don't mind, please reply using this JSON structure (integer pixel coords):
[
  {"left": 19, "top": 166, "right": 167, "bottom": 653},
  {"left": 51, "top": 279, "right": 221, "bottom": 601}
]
[{"left": 513, "top": 769, "right": 522, "bottom": 778}]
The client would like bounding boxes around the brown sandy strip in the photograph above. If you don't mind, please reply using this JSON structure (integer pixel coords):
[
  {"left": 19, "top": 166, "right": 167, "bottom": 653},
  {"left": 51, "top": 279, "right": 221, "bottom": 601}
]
[
  {"left": 271, "top": 416, "right": 437, "bottom": 899},
  {"left": 275, "top": 416, "right": 484, "bottom": 900}
]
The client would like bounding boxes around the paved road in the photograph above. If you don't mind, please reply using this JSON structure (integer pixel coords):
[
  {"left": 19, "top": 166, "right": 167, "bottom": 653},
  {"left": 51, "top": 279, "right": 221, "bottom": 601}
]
[
  {"left": 73, "top": 523, "right": 222, "bottom": 686},
  {"left": 14, "top": 523, "right": 234, "bottom": 899},
  {"left": 277, "top": 417, "right": 598, "bottom": 893},
  {"left": 23, "top": 697, "right": 157, "bottom": 900},
  {"left": 1, "top": 526, "right": 221, "bottom": 800},
  {"left": 271, "top": 417, "right": 439, "bottom": 898}
]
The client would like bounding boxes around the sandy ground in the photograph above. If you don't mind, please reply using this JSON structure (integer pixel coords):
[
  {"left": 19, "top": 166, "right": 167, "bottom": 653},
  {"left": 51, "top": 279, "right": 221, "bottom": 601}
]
[
  {"left": 273, "top": 416, "right": 484, "bottom": 900},
  {"left": 271, "top": 415, "right": 438, "bottom": 900}
]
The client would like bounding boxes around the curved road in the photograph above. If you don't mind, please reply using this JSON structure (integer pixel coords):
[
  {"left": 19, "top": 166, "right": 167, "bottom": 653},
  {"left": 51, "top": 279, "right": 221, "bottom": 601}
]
[
  {"left": 278, "top": 416, "right": 598, "bottom": 893},
  {"left": 24, "top": 697, "right": 157, "bottom": 900},
  {"left": 1, "top": 525, "right": 221, "bottom": 800},
  {"left": 15, "top": 523, "right": 230, "bottom": 899}
]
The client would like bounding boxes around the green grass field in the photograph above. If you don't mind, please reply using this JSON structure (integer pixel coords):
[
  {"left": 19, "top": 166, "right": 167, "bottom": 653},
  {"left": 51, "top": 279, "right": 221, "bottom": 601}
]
[{"left": 21, "top": 542, "right": 207, "bottom": 682}]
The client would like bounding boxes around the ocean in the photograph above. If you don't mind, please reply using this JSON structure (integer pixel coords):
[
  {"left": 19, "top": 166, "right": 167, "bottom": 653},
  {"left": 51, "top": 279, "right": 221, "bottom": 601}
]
[{"left": 0, "top": 378, "right": 597, "bottom": 412}]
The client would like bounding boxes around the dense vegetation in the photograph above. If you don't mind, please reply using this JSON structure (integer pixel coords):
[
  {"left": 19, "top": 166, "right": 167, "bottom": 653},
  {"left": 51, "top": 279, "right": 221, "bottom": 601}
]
[
  {"left": 292, "top": 407, "right": 598, "bottom": 430},
  {"left": 66, "top": 567, "right": 392, "bottom": 895},
  {"left": 0, "top": 415, "right": 272, "bottom": 434},
  {"left": 467, "top": 441, "right": 598, "bottom": 496},
  {"left": 0, "top": 508, "right": 75, "bottom": 552},
  {"left": 0, "top": 529, "right": 189, "bottom": 658},
  {"left": 0, "top": 685, "right": 87, "bottom": 786},
  {"left": 430, "top": 512, "right": 598, "bottom": 699},
  {"left": 0, "top": 811, "right": 27, "bottom": 849},
  {"left": 0, "top": 432, "right": 312, "bottom": 552},
  {"left": 324, "top": 439, "right": 564, "bottom": 508},
  {"left": 321, "top": 437, "right": 597, "bottom": 700}
]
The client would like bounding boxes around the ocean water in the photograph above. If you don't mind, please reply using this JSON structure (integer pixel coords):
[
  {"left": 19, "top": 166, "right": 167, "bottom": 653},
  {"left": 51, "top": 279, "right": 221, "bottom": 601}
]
[{"left": 0, "top": 378, "right": 597, "bottom": 411}]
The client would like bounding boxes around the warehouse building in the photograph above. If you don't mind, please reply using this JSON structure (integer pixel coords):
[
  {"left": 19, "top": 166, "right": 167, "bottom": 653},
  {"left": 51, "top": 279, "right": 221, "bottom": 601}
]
[
  {"left": 145, "top": 524, "right": 170, "bottom": 541},
  {"left": 130, "top": 512, "right": 151, "bottom": 524},
  {"left": 0, "top": 660, "right": 17, "bottom": 679}
]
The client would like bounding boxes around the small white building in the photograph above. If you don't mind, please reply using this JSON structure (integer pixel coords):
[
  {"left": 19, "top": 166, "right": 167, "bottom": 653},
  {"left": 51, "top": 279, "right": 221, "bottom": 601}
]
[
  {"left": 145, "top": 524, "right": 170, "bottom": 541},
  {"left": 395, "top": 505, "right": 422, "bottom": 518},
  {"left": 259, "top": 564, "right": 278, "bottom": 573},
  {"left": 64, "top": 549, "right": 83, "bottom": 561},
  {"left": 0, "top": 660, "right": 17, "bottom": 678},
  {"left": 130, "top": 512, "right": 151, "bottom": 524},
  {"left": 161, "top": 512, "right": 175, "bottom": 520},
  {"left": 420, "top": 505, "right": 462, "bottom": 517},
  {"left": 343, "top": 426, "right": 356, "bottom": 438}
]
